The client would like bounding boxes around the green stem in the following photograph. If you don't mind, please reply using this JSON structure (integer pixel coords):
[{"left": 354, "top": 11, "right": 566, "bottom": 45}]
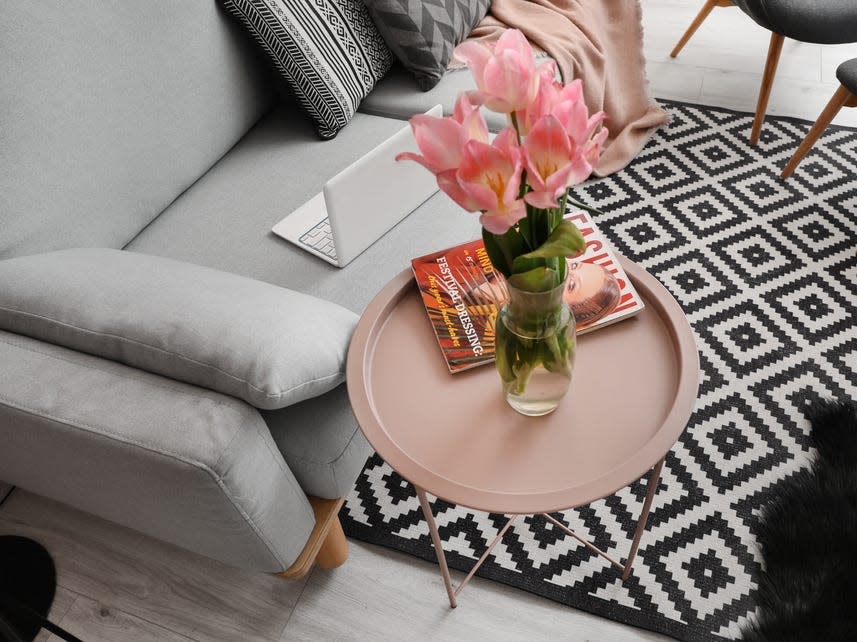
[
  {"left": 510, "top": 111, "right": 523, "bottom": 146},
  {"left": 558, "top": 189, "right": 570, "bottom": 220}
]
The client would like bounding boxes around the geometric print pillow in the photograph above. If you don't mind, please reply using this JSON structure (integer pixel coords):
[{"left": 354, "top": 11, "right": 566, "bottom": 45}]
[
  {"left": 363, "top": 0, "right": 491, "bottom": 91},
  {"left": 220, "top": 0, "right": 394, "bottom": 138}
]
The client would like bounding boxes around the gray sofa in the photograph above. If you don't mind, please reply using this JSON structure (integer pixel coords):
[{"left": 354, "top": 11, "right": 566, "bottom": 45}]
[{"left": 0, "top": 1, "right": 481, "bottom": 573}]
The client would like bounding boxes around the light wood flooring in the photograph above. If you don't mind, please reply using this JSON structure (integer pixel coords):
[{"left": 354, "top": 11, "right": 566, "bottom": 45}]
[
  {"left": 645, "top": 0, "right": 857, "bottom": 128},
  {"left": 4, "top": 2, "right": 856, "bottom": 640}
]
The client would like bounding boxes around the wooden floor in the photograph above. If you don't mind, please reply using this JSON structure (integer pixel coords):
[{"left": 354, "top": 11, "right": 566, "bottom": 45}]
[
  {"left": 5, "top": 2, "right": 857, "bottom": 641},
  {"left": 645, "top": 0, "right": 857, "bottom": 128}
]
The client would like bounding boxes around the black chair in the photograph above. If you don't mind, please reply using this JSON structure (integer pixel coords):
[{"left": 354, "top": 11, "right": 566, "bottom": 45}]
[{"left": 670, "top": 1, "right": 857, "bottom": 146}]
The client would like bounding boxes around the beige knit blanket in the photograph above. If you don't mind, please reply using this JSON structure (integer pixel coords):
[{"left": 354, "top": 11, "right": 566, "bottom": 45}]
[{"left": 461, "top": 0, "right": 668, "bottom": 176}]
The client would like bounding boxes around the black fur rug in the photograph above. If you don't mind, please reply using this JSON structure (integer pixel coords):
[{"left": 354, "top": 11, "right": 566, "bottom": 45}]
[{"left": 742, "top": 400, "right": 857, "bottom": 640}]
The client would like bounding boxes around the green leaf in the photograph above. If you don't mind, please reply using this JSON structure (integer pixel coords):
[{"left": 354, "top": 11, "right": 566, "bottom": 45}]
[
  {"left": 555, "top": 255, "right": 568, "bottom": 282},
  {"left": 512, "top": 220, "right": 584, "bottom": 271},
  {"left": 482, "top": 228, "right": 522, "bottom": 278},
  {"left": 540, "top": 327, "right": 573, "bottom": 376},
  {"left": 565, "top": 192, "right": 605, "bottom": 217},
  {"left": 540, "top": 335, "right": 565, "bottom": 374},
  {"left": 509, "top": 255, "right": 545, "bottom": 275},
  {"left": 507, "top": 267, "right": 559, "bottom": 292}
]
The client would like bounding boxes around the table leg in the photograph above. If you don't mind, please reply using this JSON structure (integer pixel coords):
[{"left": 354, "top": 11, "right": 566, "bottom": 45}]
[
  {"left": 415, "top": 486, "right": 457, "bottom": 608},
  {"left": 622, "top": 457, "right": 665, "bottom": 582}
]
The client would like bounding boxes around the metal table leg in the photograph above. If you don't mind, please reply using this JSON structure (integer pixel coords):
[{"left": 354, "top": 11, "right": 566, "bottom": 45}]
[
  {"left": 623, "top": 456, "right": 665, "bottom": 581},
  {"left": 416, "top": 486, "right": 518, "bottom": 608},
  {"left": 416, "top": 456, "right": 666, "bottom": 605},
  {"left": 416, "top": 486, "right": 457, "bottom": 608}
]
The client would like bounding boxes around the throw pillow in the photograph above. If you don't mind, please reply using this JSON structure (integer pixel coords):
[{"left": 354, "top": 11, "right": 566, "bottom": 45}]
[
  {"left": 0, "top": 249, "right": 358, "bottom": 410},
  {"left": 363, "top": 0, "right": 491, "bottom": 91},
  {"left": 220, "top": 0, "right": 394, "bottom": 138}
]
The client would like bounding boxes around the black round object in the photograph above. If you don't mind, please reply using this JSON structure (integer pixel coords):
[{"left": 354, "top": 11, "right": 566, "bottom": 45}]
[{"left": 0, "top": 536, "right": 56, "bottom": 642}]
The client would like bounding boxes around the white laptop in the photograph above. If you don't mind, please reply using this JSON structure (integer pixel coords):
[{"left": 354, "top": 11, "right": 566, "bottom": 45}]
[{"left": 272, "top": 105, "right": 443, "bottom": 267}]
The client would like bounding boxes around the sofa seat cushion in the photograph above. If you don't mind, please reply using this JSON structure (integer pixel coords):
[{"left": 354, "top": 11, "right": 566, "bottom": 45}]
[
  {"left": 262, "top": 383, "right": 371, "bottom": 499},
  {"left": 0, "top": 330, "right": 315, "bottom": 572},
  {"left": 124, "top": 106, "right": 481, "bottom": 314},
  {"left": 0, "top": 249, "right": 357, "bottom": 410}
]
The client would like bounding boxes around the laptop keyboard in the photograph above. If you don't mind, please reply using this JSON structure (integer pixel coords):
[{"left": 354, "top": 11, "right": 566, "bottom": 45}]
[{"left": 299, "top": 217, "right": 338, "bottom": 261}]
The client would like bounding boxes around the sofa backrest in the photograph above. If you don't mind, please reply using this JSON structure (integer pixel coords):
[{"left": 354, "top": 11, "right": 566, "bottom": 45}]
[{"left": 0, "top": 1, "right": 274, "bottom": 259}]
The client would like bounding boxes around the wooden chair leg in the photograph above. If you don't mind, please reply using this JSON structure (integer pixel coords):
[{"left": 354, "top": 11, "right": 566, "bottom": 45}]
[
  {"left": 670, "top": 0, "right": 732, "bottom": 58},
  {"left": 750, "top": 32, "right": 785, "bottom": 145},
  {"left": 781, "top": 85, "right": 854, "bottom": 178}
]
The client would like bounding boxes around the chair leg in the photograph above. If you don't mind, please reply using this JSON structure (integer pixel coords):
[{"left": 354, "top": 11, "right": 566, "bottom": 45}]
[
  {"left": 670, "top": 0, "right": 733, "bottom": 58},
  {"left": 750, "top": 32, "right": 785, "bottom": 145},
  {"left": 781, "top": 85, "right": 854, "bottom": 178}
]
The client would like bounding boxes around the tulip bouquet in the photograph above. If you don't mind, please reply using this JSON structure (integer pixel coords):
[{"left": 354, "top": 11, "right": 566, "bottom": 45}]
[{"left": 397, "top": 29, "right": 609, "bottom": 412}]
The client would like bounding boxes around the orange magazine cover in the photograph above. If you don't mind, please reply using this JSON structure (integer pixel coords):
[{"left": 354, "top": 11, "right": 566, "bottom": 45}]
[{"left": 411, "top": 209, "right": 645, "bottom": 373}]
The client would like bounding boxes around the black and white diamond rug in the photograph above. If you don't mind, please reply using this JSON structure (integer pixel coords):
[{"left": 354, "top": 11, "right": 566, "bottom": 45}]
[{"left": 340, "top": 101, "right": 857, "bottom": 641}]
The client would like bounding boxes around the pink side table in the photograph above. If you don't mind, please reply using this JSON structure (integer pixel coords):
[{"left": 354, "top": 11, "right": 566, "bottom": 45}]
[{"left": 347, "top": 258, "right": 699, "bottom": 607}]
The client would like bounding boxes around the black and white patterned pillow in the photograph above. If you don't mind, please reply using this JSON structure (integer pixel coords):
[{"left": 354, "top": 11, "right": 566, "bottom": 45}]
[
  {"left": 220, "top": 0, "right": 394, "bottom": 138},
  {"left": 363, "top": 0, "right": 491, "bottom": 91}
]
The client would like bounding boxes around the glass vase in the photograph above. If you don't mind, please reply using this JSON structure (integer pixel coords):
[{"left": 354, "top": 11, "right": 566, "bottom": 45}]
[{"left": 495, "top": 276, "right": 576, "bottom": 416}]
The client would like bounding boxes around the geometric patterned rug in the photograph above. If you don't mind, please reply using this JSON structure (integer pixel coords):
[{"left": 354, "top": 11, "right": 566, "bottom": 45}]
[{"left": 340, "top": 101, "right": 857, "bottom": 641}]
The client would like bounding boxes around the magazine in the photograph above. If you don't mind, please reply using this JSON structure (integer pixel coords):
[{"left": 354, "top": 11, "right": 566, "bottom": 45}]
[{"left": 411, "top": 209, "right": 645, "bottom": 373}]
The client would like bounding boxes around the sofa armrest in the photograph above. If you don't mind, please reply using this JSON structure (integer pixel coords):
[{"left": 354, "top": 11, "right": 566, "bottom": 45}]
[
  {"left": 0, "top": 248, "right": 358, "bottom": 409},
  {"left": 0, "top": 330, "right": 315, "bottom": 572}
]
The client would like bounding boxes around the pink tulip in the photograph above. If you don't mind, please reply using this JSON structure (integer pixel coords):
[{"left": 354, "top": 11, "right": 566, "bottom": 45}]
[
  {"left": 399, "top": 29, "right": 609, "bottom": 235},
  {"left": 436, "top": 168, "right": 483, "bottom": 212},
  {"left": 396, "top": 94, "right": 488, "bottom": 173},
  {"left": 557, "top": 124, "right": 607, "bottom": 186},
  {"left": 454, "top": 29, "right": 539, "bottom": 114},
  {"left": 515, "top": 61, "right": 561, "bottom": 136},
  {"left": 522, "top": 115, "right": 575, "bottom": 209},
  {"left": 554, "top": 96, "right": 607, "bottom": 149},
  {"left": 547, "top": 83, "right": 607, "bottom": 185},
  {"left": 395, "top": 115, "right": 464, "bottom": 174},
  {"left": 455, "top": 128, "right": 526, "bottom": 233},
  {"left": 452, "top": 92, "right": 489, "bottom": 145},
  {"left": 557, "top": 78, "right": 584, "bottom": 104}
]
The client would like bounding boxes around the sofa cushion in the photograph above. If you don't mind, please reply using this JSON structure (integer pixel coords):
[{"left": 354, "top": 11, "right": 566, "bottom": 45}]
[
  {"left": 364, "top": 0, "right": 490, "bottom": 91},
  {"left": 0, "top": 0, "right": 273, "bottom": 260},
  {"left": 220, "top": 0, "right": 394, "bottom": 139},
  {"left": 0, "top": 249, "right": 357, "bottom": 410},
  {"left": 0, "top": 330, "right": 314, "bottom": 572},
  {"left": 123, "top": 107, "right": 481, "bottom": 314}
]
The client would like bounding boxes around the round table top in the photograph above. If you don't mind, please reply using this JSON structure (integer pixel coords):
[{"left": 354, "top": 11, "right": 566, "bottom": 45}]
[{"left": 346, "top": 258, "right": 699, "bottom": 515}]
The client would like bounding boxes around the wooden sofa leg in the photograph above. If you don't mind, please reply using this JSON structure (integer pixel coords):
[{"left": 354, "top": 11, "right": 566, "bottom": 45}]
[
  {"left": 278, "top": 496, "right": 348, "bottom": 579},
  {"left": 750, "top": 32, "right": 785, "bottom": 145},
  {"left": 315, "top": 516, "right": 349, "bottom": 569}
]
